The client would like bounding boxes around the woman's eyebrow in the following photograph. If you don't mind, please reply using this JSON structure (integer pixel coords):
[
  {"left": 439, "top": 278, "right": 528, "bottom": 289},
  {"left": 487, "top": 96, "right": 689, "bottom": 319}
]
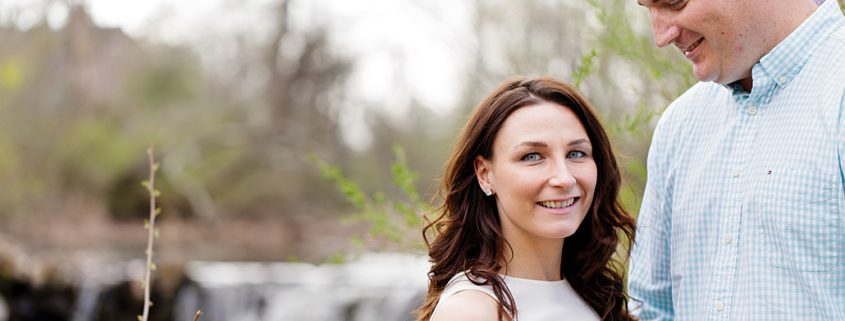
[
  {"left": 568, "top": 138, "right": 590, "bottom": 147},
  {"left": 511, "top": 138, "right": 590, "bottom": 151},
  {"left": 512, "top": 141, "right": 547, "bottom": 151}
]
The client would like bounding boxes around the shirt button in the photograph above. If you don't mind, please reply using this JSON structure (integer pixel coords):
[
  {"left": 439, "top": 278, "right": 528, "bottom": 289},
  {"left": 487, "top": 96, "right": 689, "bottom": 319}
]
[
  {"left": 715, "top": 302, "right": 725, "bottom": 312},
  {"left": 731, "top": 169, "right": 741, "bottom": 177},
  {"left": 747, "top": 105, "right": 757, "bottom": 115},
  {"left": 779, "top": 75, "right": 786, "bottom": 83},
  {"left": 723, "top": 235, "right": 733, "bottom": 245}
]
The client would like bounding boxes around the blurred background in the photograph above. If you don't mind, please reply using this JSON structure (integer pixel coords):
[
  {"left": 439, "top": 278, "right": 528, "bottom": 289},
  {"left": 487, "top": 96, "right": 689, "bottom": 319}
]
[{"left": 0, "top": 0, "right": 714, "bottom": 319}]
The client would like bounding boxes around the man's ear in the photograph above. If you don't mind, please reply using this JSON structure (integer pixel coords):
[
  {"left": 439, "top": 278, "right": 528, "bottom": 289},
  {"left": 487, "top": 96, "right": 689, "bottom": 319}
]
[{"left": 474, "top": 155, "right": 494, "bottom": 195}]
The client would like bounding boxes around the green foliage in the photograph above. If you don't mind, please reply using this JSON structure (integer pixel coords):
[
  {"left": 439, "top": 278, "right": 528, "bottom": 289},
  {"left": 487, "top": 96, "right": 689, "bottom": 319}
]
[
  {"left": 0, "top": 56, "right": 24, "bottom": 91},
  {"left": 587, "top": 0, "right": 695, "bottom": 100},
  {"left": 326, "top": 253, "right": 348, "bottom": 264},
  {"left": 312, "top": 145, "right": 431, "bottom": 252},
  {"left": 620, "top": 159, "right": 648, "bottom": 215},
  {"left": 62, "top": 118, "right": 138, "bottom": 189},
  {"left": 609, "top": 102, "right": 662, "bottom": 137},
  {"left": 132, "top": 59, "right": 198, "bottom": 109},
  {"left": 572, "top": 49, "right": 597, "bottom": 88},
  {"left": 390, "top": 146, "right": 428, "bottom": 227},
  {"left": 312, "top": 156, "right": 368, "bottom": 209}
]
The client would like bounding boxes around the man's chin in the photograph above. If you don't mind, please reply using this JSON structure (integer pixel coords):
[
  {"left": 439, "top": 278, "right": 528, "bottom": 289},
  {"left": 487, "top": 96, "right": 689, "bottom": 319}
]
[{"left": 692, "top": 66, "right": 718, "bottom": 83}]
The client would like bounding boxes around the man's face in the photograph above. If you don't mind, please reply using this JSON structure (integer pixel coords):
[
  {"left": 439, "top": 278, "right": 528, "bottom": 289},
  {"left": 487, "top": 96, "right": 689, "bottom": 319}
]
[{"left": 638, "top": 0, "right": 764, "bottom": 85}]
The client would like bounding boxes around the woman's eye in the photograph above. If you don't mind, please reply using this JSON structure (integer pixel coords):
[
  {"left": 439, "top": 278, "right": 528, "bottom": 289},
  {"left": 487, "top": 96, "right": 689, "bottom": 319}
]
[
  {"left": 521, "top": 153, "right": 542, "bottom": 161},
  {"left": 567, "top": 151, "right": 586, "bottom": 158}
]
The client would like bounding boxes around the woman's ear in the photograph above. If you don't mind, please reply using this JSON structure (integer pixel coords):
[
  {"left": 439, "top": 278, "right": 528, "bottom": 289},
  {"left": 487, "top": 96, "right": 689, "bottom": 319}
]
[{"left": 474, "top": 155, "right": 494, "bottom": 196}]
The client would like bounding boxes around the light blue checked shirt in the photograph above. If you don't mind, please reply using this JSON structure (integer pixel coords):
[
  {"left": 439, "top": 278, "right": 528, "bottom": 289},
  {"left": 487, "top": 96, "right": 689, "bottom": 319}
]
[{"left": 629, "top": 1, "right": 845, "bottom": 320}]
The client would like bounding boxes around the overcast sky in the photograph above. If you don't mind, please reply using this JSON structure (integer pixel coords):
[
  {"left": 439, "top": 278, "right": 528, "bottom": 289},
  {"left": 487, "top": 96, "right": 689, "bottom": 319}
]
[{"left": 0, "top": 0, "right": 474, "bottom": 149}]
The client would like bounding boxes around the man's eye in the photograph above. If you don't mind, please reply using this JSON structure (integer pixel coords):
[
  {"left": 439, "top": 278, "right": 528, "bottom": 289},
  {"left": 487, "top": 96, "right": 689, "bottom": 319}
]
[
  {"left": 522, "top": 153, "right": 542, "bottom": 161},
  {"left": 666, "top": 0, "right": 686, "bottom": 9}
]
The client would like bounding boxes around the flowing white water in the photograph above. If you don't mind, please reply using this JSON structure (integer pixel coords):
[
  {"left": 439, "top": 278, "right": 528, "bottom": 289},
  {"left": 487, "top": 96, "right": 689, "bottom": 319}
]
[
  {"left": 0, "top": 295, "right": 7, "bottom": 321},
  {"left": 72, "top": 252, "right": 429, "bottom": 321}
]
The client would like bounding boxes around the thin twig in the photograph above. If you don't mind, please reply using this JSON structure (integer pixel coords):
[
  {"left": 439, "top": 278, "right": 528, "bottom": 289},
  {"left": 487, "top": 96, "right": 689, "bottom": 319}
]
[
  {"left": 192, "top": 310, "right": 203, "bottom": 321},
  {"left": 140, "top": 147, "right": 159, "bottom": 321}
]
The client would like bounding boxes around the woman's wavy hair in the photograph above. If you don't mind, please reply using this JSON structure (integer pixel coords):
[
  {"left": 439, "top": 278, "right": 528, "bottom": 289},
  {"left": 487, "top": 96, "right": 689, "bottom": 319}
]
[{"left": 415, "top": 76, "right": 637, "bottom": 321}]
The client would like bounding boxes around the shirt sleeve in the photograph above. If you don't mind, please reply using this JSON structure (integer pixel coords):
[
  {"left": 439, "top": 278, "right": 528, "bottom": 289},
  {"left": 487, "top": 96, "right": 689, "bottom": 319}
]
[{"left": 628, "top": 112, "right": 676, "bottom": 321}]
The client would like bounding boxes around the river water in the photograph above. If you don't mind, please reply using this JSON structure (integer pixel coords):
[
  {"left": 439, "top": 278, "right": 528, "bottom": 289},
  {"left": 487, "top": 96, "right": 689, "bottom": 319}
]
[{"left": 61, "top": 252, "right": 430, "bottom": 321}]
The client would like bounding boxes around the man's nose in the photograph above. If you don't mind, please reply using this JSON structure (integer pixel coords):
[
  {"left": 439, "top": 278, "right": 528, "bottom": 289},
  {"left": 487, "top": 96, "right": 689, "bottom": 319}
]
[{"left": 651, "top": 10, "right": 681, "bottom": 48}]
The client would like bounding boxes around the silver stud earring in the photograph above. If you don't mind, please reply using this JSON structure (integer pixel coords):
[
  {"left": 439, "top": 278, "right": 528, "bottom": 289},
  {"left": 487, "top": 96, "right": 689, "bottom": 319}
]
[{"left": 484, "top": 188, "right": 493, "bottom": 196}]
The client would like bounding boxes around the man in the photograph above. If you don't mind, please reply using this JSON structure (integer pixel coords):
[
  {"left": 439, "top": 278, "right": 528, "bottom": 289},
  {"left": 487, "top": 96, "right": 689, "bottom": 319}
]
[{"left": 628, "top": 0, "right": 845, "bottom": 320}]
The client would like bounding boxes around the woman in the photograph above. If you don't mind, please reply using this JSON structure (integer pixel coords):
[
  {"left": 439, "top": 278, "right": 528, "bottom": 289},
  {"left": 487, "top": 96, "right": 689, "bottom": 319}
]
[{"left": 416, "top": 77, "right": 637, "bottom": 321}]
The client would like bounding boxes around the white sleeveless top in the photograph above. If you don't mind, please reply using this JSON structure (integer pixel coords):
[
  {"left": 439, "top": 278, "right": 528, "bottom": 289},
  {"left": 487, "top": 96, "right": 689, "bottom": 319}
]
[{"left": 431, "top": 272, "right": 600, "bottom": 321}]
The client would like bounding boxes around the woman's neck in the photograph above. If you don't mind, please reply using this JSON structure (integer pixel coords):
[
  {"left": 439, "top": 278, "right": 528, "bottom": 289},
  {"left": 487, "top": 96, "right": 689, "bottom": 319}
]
[{"left": 500, "top": 236, "right": 564, "bottom": 281}]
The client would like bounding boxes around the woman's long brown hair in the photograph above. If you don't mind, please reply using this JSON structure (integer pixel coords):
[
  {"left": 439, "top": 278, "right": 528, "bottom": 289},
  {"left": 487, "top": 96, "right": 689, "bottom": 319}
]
[{"left": 415, "top": 77, "right": 637, "bottom": 321}]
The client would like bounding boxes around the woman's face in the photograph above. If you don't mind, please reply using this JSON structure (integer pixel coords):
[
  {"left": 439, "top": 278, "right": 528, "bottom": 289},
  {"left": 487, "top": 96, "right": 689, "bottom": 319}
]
[{"left": 475, "top": 102, "right": 597, "bottom": 244}]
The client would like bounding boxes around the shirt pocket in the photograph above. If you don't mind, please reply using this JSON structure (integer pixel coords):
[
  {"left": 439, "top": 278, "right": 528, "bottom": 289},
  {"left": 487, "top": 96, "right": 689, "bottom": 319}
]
[{"left": 756, "top": 166, "right": 841, "bottom": 271}]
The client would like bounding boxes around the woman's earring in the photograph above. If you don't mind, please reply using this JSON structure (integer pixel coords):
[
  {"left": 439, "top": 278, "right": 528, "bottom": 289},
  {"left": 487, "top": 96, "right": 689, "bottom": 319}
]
[{"left": 483, "top": 187, "right": 493, "bottom": 196}]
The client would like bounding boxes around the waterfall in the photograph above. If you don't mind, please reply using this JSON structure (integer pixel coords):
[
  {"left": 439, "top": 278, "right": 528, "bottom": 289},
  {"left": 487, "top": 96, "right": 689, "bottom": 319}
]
[{"left": 69, "top": 252, "right": 429, "bottom": 321}]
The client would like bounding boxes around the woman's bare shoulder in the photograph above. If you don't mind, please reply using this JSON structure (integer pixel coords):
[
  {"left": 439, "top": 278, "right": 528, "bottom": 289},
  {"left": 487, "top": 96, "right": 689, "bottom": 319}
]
[{"left": 430, "top": 289, "right": 505, "bottom": 321}]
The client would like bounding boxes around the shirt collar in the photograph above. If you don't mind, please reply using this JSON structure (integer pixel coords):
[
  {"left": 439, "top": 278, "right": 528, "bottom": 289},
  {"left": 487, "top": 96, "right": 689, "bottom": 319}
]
[{"left": 727, "top": 0, "right": 844, "bottom": 95}]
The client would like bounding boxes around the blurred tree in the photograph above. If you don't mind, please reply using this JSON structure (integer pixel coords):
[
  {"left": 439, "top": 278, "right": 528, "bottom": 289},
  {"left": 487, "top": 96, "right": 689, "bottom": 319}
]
[
  {"left": 0, "top": 0, "right": 358, "bottom": 225},
  {"left": 0, "top": 0, "right": 705, "bottom": 261},
  {"left": 318, "top": 0, "right": 696, "bottom": 253},
  {"left": 158, "top": 0, "right": 357, "bottom": 220}
]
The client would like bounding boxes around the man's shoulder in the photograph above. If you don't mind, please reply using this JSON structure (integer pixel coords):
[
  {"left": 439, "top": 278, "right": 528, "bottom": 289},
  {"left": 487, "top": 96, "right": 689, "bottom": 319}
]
[
  {"left": 806, "top": 29, "right": 845, "bottom": 102},
  {"left": 658, "top": 82, "right": 726, "bottom": 126},
  {"left": 811, "top": 23, "right": 845, "bottom": 77},
  {"left": 673, "top": 82, "right": 725, "bottom": 107},
  {"left": 831, "top": 17, "right": 845, "bottom": 42}
]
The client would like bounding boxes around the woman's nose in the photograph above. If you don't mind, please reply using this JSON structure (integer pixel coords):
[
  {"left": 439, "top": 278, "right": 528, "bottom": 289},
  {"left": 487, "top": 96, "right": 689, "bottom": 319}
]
[{"left": 548, "top": 164, "right": 576, "bottom": 188}]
